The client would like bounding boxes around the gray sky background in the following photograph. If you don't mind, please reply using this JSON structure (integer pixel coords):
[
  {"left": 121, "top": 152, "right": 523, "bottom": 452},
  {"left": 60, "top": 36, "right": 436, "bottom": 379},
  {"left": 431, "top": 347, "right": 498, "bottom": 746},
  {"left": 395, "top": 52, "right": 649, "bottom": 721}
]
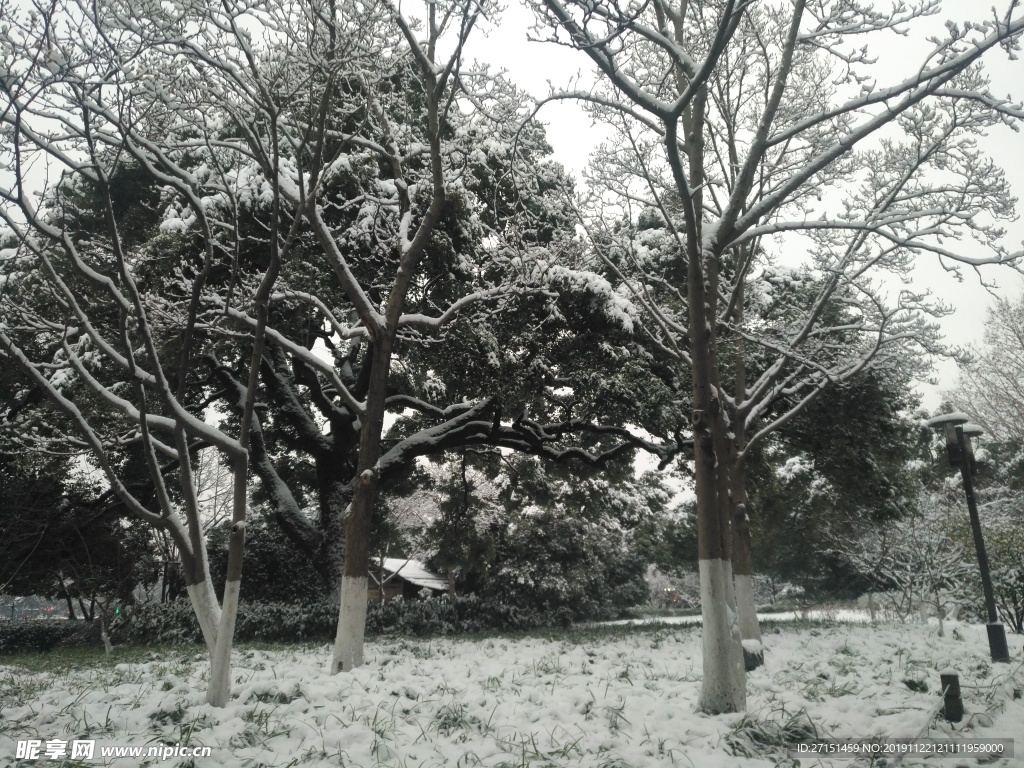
[{"left": 465, "top": 0, "right": 1024, "bottom": 413}]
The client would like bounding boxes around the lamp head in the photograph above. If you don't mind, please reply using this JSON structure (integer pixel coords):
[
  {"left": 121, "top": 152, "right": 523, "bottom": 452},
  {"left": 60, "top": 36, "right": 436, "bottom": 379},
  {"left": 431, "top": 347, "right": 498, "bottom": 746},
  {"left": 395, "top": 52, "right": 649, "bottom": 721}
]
[{"left": 925, "top": 412, "right": 970, "bottom": 467}]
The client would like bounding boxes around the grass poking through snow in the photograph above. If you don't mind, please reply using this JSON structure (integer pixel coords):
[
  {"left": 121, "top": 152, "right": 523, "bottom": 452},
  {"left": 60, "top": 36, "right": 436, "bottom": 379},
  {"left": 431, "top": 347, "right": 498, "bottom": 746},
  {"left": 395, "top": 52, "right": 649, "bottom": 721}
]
[{"left": 0, "top": 620, "right": 1021, "bottom": 767}]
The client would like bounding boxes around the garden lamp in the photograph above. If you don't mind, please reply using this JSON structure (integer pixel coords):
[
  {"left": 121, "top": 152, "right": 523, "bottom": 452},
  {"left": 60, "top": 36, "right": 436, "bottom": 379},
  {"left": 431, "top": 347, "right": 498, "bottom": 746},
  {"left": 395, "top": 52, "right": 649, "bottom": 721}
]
[{"left": 925, "top": 414, "right": 1010, "bottom": 663}]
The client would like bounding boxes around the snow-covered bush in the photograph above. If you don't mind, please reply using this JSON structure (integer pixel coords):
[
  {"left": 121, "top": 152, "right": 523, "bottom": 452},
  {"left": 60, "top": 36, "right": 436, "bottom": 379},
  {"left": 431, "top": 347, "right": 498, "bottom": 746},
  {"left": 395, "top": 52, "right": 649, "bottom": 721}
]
[
  {"left": 838, "top": 497, "right": 973, "bottom": 633},
  {"left": 112, "top": 600, "right": 205, "bottom": 646},
  {"left": 365, "top": 594, "right": 541, "bottom": 636},
  {"left": 965, "top": 525, "right": 1024, "bottom": 633},
  {"left": 643, "top": 566, "right": 700, "bottom": 610}
]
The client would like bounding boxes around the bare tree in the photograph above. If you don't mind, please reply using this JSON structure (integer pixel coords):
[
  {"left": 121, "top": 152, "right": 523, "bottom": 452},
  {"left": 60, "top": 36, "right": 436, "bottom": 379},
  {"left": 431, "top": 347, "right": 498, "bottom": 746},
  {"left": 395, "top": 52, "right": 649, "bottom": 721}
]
[
  {"left": 529, "top": 0, "right": 1024, "bottom": 711},
  {"left": 194, "top": 448, "right": 235, "bottom": 533},
  {"left": 953, "top": 295, "right": 1024, "bottom": 443},
  {"left": 0, "top": 0, "right": 296, "bottom": 706},
  {"left": 838, "top": 495, "right": 974, "bottom": 637}
]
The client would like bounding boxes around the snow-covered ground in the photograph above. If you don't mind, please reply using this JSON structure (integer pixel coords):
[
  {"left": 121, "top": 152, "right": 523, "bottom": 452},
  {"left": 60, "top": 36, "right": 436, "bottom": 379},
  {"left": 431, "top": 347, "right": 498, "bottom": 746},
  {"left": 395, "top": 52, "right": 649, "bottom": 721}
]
[
  {"left": 600, "top": 607, "right": 876, "bottom": 626},
  {"left": 1, "top": 620, "right": 1021, "bottom": 767}
]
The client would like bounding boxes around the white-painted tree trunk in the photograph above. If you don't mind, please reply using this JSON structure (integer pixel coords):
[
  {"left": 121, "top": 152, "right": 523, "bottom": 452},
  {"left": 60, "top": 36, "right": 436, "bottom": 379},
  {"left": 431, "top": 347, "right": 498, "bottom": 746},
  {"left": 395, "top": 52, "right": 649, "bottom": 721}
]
[
  {"left": 735, "top": 573, "right": 763, "bottom": 667},
  {"left": 697, "top": 558, "right": 746, "bottom": 714},
  {"left": 186, "top": 579, "right": 222, "bottom": 654},
  {"left": 207, "top": 578, "right": 241, "bottom": 707},
  {"left": 331, "top": 575, "right": 368, "bottom": 673},
  {"left": 721, "top": 559, "right": 746, "bottom": 691},
  {"left": 721, "top": 557, "right": 736, "bottom": 608}
]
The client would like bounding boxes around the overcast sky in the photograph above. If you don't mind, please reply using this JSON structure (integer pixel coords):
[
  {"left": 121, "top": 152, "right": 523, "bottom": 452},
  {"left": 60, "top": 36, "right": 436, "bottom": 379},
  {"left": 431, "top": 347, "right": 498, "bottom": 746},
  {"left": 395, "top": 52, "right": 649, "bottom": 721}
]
[{"left": 464, "top": 0, "right": 1024, "bottom": 413}]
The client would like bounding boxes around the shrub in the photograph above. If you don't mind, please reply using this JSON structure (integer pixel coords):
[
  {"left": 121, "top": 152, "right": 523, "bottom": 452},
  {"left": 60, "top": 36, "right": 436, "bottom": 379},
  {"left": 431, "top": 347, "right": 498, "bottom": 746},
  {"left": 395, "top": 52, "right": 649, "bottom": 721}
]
[
  {"left": 206, "top": 521, "right": 330, "bottom": 603},
  {"left": 111, "top": 594, "right": 549, "bottom": 646},
  {"left": 951, "top": 522, "right": 1024, "bottom": 633},
  {"left": 0, "top": 619, "right": 96, "bottom": 655},
  {"left": 111, "top": 599, "right": 337, "bottom": 646},
  {"left": 979, "top": 526, "right": 1024, "bottom": 633},
  {"left": 470, "top": 510, "right": 649, "bottom": 624}
]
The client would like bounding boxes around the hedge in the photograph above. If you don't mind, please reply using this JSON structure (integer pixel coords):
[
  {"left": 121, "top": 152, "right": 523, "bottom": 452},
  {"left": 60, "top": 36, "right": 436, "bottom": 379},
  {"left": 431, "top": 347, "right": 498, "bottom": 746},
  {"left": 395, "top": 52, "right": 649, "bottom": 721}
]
[
  {"left": 0, "top": 619, "right": 100, "bottom": 655},
  {"left": 108, "top": 593, "right": 548, "bottom": 647}
]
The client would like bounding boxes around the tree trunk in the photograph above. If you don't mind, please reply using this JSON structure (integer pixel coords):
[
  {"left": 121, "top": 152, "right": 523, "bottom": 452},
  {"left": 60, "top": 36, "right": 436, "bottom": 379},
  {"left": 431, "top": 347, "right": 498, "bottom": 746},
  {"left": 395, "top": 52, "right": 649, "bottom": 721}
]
[
  {"left": 698, "top": 557, "right": 746, "bottom": 712},
  {"left": 733, "top": 515, "right": 763, "bottom": 669},
  {"left": 934, "top": 593, "right": 945, "bottom": 638},
  {"left": 317, "top": 473, "right": 351, "bottom": 597},
  {"left": 185, "top": 575, "right": 221, "bottom": 654},
  {"left": 732, "top": 464, "right": 763, "bottom": 668},
  {"left": 62, "top": 582, "right": 76, "bottom": 621},
  {"left": 690, "top": 250, "right": 746, "bottom": 713},
  {"left": 181, "top": 543, "right": 221, "bottom": 656},
  {"left": 331, "top": 340, "right": 391, "bottom": 673},
  {"left": 207, "top": 504, "right": 245, "bottom": 706},
  {"left": 729, "top": 273, "right": 763, "bottom": 669}
]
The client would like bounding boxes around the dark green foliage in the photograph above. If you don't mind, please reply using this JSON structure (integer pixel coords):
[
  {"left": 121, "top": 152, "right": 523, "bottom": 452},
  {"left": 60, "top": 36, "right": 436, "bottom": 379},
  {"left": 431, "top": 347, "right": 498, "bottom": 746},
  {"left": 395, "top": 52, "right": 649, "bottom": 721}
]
[
  {"left": 746, "top": 371, "right": 925, "bottom": 598},
  {"left": 416, "top": 454, "right": 663, "bottom": 623},
  {"left": 990, "top": 548, "right": 1024, "bottom": 633},
  {"left": 471, "top": 508, "right": 649, "bottom": 624},
  {"left": 0, "top": 619, "right": 97, "bottom": 655},
  {"left": 0, "top": 451, "right": 155, "bottom": 614},
  {"left": 634, "top": 503, "right": 699, "bottom": 577},
  {"left": 206, "top": 520, "right": 330, "bottom": 603},
  {"left": 944, "top": 438, "right": 1024, "bottom": 633},
  {"left": 113, "top": 595, "right": 549, "bottom": 646}
]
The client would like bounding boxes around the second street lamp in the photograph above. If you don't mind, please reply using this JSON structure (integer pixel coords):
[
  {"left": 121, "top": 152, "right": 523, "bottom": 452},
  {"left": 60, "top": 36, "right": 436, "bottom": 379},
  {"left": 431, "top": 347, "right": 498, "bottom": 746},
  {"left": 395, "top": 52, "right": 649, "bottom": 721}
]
[{"left": 925, "top": 413, "right": 1010, "bottom": 664}]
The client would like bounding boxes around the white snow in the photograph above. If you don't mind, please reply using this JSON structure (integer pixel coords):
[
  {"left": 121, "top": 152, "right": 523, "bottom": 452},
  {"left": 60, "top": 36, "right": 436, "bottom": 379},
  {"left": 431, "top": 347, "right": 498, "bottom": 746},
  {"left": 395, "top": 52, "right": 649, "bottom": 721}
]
[
  {"left": 741, "top": 638, "right": 763, "bottom": 654},
  {"left": 3, "top": 619, "right": 1019, "bottom": 766},
  {"left": 374, "top": 557, "right": 448, "bottom": 592}
]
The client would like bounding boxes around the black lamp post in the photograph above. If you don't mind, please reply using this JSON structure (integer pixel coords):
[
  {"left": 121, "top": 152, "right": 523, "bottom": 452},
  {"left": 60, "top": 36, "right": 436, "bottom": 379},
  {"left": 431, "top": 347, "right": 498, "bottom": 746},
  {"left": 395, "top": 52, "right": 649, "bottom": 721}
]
[{"left": 925, "top": 413, "right": 1010, "bottom": 663}]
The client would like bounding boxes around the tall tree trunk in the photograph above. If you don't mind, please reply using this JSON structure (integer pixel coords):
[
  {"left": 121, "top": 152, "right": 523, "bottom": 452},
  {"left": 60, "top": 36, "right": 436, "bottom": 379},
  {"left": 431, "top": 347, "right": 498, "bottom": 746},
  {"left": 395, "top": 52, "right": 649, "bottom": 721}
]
[
  {"left": 331, "top": 340, "right": 392, "bottom": 673},
  {"left": 317, "top": 470, "right": 352, "bottom": 598},
  {"left": 674, "top": 86, "right": 745, "bottom": 710},
  {"left": 206, "top": 202, "right": 280, "bottom": 705},
  {"left": 691, "top": 253, "right": 746, "bottom": 713}
]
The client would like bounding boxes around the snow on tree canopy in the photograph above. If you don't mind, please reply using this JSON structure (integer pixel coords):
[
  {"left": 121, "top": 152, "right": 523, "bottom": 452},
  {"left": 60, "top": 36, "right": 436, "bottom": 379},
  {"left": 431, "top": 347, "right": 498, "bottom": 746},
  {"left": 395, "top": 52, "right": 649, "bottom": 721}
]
[
  {"left": 776, "top": 455, "right": 813, "bottom": 481},
  {"left": 524, "top": 259, "right": 636, "bottom": 333}
]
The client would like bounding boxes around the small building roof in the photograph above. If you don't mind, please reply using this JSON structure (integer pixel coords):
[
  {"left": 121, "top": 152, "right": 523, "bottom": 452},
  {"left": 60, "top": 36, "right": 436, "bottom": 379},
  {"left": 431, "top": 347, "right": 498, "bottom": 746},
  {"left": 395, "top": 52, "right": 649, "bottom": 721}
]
[{"left": 375, "top": 558, "right": 447, "bottom": 592}]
